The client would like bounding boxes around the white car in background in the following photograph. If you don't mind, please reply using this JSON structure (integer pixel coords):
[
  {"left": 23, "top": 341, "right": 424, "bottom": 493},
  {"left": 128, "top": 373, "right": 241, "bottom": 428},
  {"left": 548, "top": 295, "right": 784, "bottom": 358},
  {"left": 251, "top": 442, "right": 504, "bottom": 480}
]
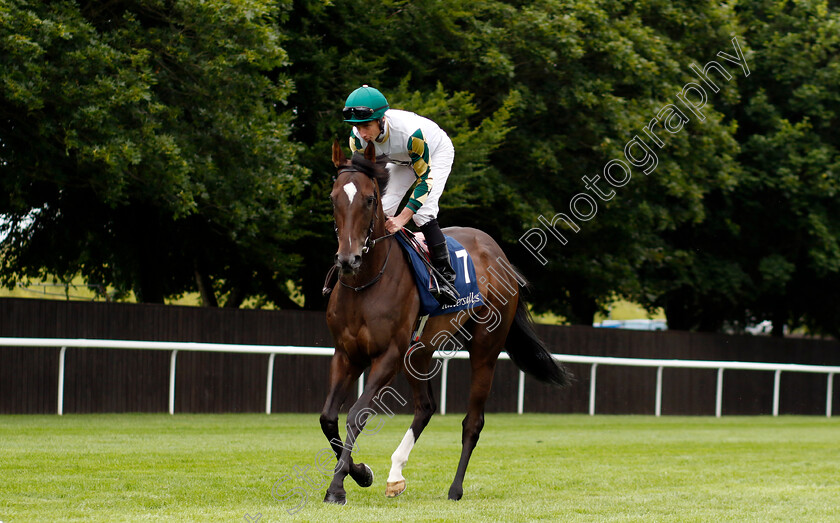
[{"left": 594, "top": 319, "right": 668, "bottom": 331}]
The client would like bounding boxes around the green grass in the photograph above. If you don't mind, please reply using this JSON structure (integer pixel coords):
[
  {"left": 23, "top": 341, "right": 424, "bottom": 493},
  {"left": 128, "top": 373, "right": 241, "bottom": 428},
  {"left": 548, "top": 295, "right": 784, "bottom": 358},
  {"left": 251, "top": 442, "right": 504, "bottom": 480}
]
[
  {"left": 0, "top": 277, "right": 306, "bottom": 308},
  {"left": 534, "top": 298, "right": 666, "bottom": 325},
  {"left": 1, "top": 414, "right": 838, "bottom": 521}
]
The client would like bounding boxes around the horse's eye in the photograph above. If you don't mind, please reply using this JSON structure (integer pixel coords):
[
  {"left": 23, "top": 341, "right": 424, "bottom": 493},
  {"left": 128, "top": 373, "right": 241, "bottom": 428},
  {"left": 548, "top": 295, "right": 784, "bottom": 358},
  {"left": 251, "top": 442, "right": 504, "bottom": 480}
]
[{"left": 366, "top": 196, "right": 375, "bottom": 207}]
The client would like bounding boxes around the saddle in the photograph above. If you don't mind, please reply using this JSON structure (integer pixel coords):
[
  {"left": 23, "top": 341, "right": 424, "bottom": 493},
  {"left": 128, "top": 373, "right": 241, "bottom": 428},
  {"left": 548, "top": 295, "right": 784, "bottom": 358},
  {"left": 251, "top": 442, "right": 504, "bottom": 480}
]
[
  {"left": 394, "top": 230, "right": 484, "bottom": 316},
  {"left": 322, "top": 230, "right": 484, "bottom": 317}
]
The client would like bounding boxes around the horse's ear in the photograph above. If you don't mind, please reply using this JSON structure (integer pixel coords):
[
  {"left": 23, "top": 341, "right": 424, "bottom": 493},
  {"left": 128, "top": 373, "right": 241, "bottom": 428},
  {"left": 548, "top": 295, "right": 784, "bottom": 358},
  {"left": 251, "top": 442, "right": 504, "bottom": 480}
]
[
  {"left": 332, "top": 139, "right": 347, "bottom": 167},
  {"left": 364, "top": 141, "right": 376, "bottom": 163}
]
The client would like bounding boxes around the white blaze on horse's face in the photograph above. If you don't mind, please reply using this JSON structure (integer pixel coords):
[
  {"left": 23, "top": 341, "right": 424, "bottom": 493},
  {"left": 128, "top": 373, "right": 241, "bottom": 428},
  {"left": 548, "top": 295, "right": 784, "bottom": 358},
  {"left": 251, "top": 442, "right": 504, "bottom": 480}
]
[
  {"left": 343, "top": 182, "right": 357, "bottom": 205},
  {"left": 343, "top": 182, "right": 358, "bottom": 247},
  {"left": 333, "top": 174, "right": 375, "bottom": 274}
]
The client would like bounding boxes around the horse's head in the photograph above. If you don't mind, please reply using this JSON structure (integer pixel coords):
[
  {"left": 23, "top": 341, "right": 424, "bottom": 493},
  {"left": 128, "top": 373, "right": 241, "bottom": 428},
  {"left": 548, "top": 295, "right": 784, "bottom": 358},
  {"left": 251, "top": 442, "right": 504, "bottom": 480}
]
[{"left": 330, "top": 140, "right": 389, "bottom": 275}]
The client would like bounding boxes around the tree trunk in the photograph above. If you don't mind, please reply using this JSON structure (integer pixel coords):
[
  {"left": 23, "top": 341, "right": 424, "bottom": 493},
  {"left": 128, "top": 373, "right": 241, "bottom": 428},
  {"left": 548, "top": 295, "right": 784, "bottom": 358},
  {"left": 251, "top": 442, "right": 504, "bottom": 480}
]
[
  {"left": 194, "top": 268, "right": 218, "bottom": 307},
  {"left": 663, "top": 301, "right": 697, "bottom": 332},
  {"left": 301, "top": 244, "right": 332, "bottom": 310},
  {"left": 568, "top": 293, "right": 597, "bottom": 326},
  {"left": 256, "top": 269, "right": 304, "bottom": 310},
  {"left": 771, "top": 307, "right": 786, "bottom": 338},
  {"left": 224, "top": 286, "right": 246, "bottom": 308},
  {"left": 136, "top": 266, "right": 165, "bottom": 304}
]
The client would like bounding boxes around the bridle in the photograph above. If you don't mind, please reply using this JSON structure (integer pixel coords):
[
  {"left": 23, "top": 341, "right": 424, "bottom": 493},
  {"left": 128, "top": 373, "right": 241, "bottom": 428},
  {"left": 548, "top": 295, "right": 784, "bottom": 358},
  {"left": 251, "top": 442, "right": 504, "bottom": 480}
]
[
  {"left": 333, "top": 166, "right": 396, "bottom": 291},
  {"left": 334, "top": 166, "right": 395, "bottom": 253}
]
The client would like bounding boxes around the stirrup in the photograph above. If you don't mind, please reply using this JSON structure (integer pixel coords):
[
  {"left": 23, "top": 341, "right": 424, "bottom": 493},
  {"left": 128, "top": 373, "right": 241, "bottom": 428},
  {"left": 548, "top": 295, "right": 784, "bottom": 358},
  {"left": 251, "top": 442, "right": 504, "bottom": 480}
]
[
  {"left": 432, "top": 286, "right": 459, "bottom": 306},
  {"left": 429, "top": 271, "right": 459, "bottom": 306}
]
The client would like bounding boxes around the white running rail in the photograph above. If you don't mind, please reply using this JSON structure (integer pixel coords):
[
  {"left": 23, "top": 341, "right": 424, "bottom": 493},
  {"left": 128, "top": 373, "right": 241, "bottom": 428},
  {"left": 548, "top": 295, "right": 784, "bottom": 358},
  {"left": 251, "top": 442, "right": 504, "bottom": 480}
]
[{"left": 1, "top": 338, "right": 837, "bottom": 417}]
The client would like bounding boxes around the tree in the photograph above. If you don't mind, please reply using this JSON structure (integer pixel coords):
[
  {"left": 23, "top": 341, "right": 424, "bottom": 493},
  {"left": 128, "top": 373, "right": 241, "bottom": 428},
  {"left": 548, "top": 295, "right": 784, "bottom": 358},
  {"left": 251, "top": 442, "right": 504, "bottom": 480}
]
[
  {"left": 415, "top": 0, "right": 743, "bottom": 324},
  {"left": 280, "top": 1, "right": 744, "bottom": 323},
  {"left": 1, "top": 0, "right": 306, "bottom": 304},
  {"left": 635, "top": 0, "right": 840, "bottom": 336},
  {"left": 6, "top": 0, "right": 839, "bottom": 335},
  {"left": 281, "top": 0, "right": 521, "bottom": 309}
]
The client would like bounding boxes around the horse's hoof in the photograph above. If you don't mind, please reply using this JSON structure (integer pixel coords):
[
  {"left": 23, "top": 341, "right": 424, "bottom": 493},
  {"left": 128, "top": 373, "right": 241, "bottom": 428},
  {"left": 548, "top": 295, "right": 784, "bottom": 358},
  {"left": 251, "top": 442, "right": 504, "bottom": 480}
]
[
  {"left": 386, "top": 479, "right": 406, "bottom": 498},
  {"left": 447, "top": 486, "right": 463, "bottom": 501},
  {"left": 323, "top": 491, "right": 346, "bottom": 505},
  {"left": 350, "top": 463, "right": 374, "bottom": 488}
]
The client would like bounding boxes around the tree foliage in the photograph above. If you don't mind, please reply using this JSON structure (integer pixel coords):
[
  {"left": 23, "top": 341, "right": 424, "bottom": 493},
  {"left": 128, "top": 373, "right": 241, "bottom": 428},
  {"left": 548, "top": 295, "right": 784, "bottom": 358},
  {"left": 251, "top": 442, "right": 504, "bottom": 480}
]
[
  {"left": 1, "top": 0, "right": 305, "bottom": 304},
  {"left": 282, "top": 0, "right": 742, "bottom": 323},
  {"left": 3, "top": 0, "right": 840, "bottom": 338},
  {"left": 634, "top": 0, "right": 840, "bottom": 336}
]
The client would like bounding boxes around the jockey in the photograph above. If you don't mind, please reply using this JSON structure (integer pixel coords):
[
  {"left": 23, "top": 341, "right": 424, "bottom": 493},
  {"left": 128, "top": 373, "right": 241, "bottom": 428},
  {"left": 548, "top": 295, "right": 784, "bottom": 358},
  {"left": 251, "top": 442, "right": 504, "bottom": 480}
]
[{"left": 343, "top": 85, "right": 459, "bottom": 305}]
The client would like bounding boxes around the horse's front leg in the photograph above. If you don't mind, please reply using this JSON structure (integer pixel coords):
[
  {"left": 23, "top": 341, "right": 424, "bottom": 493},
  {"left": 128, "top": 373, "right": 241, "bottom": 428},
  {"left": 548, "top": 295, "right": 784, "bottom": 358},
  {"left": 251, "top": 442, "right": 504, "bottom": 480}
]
[
  {"left": 386, "top": 349, "right": 437, "bottom": 498},
  {"left": 318, "top": 352, "right": 372, "bottom": 490},
  {"left": 324, "top": 347, "right": 401, "bottom": 505}
]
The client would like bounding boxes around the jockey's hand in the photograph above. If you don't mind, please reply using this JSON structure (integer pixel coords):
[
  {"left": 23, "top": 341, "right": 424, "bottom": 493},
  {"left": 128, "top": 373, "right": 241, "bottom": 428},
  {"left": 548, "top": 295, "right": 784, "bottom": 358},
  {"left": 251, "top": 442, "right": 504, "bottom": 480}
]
[{"left": 385, "top": 208, "right": 414, "bottom": 233}]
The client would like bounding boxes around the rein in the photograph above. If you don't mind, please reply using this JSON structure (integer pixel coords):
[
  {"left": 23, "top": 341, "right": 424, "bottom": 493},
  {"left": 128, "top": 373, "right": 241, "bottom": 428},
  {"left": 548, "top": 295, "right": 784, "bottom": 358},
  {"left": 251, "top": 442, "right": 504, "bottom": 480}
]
[
  {"left": 334, "top": 165, "right": 396, "bottom": 292},
  {"left": 338, "top": 239, "right": 394, "bottom": 292}
]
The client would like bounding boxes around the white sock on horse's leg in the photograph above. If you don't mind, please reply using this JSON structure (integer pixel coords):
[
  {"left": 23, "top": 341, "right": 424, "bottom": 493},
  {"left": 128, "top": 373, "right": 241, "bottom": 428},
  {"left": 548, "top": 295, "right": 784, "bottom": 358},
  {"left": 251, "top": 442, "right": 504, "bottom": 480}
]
[{"left": 387, "top": 428, "right": 415, "bottom": 483}]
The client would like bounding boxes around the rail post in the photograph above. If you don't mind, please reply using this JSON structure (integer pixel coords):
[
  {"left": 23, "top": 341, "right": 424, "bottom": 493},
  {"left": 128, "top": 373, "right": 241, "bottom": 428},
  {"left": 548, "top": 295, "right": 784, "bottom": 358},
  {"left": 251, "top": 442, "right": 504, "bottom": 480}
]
[
  {"left": 772, "top": 369, "right": 782, "bottom": 416},
  {"left": 266, "top": 353, "right": 276, "bottom": 414},
  {"left": 655, "top": 366, "right": 664, "bottom": 417},
  {"left": 168, "top": 350, "right": 178, "bottom": 415},
  {"left": 57, "top": 347, "right": 67, "bottom": 415}
]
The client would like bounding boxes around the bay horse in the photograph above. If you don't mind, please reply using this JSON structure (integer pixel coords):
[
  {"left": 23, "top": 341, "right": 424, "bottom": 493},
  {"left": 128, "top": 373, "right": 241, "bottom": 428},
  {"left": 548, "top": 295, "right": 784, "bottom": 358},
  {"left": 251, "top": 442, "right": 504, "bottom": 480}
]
[{"left": 321, "top": 140, "right": 570, "bottom": 504}]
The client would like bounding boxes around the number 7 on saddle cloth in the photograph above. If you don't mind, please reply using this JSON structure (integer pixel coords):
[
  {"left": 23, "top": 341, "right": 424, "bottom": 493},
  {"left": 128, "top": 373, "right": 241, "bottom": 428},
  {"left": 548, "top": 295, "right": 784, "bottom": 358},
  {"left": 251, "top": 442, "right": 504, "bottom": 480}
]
[{"left": 395, "top": 232, "right": 485, "bottom": 317}]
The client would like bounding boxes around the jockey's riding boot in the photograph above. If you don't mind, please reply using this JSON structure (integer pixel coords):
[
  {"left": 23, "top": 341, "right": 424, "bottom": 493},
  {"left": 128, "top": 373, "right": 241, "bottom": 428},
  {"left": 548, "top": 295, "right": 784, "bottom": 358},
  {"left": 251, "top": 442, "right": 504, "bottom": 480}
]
[
  {"left": 420, "top": 219, "right": 459, "bottom": 305},
  {"left": 429, "top": 240, "right": 459, "bottom": 306}
]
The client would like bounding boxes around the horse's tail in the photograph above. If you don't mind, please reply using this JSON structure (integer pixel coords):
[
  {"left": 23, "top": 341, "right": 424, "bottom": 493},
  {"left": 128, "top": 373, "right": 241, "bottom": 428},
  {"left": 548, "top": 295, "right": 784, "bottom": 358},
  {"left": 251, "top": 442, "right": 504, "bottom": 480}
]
[{"left": 504, "top": 295, "right": 572, "bottom": 387}]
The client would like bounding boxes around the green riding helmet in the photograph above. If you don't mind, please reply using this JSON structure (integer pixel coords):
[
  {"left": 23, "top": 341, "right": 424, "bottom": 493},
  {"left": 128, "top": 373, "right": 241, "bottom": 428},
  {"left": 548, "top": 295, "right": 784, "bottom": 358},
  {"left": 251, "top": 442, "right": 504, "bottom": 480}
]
[{"left": 342, "top": 85, "right": 389, "bottom": 123}]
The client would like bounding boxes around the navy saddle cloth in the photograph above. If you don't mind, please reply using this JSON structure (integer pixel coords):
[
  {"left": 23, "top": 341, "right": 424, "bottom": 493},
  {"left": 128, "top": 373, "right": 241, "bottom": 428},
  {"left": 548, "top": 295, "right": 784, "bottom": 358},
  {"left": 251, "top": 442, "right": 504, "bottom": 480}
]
[{"left": 395, "top": 232, "right": 485, "bottom": 316}]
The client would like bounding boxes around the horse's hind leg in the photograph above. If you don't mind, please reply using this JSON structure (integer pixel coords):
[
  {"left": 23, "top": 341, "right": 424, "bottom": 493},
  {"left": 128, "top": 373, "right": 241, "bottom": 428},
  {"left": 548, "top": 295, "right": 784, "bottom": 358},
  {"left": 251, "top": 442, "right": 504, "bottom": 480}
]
[
  {"left": 386, "top": 355, "right": 437, "bottom": 498},
  {"left": 448, "top": 352, "right": 498, "bottom": 501},
  {"left": 325, "top": 348, "right": 401, "bottom": 505},
  {"left": 319, "top": 352, "right": 373, "bottom": 491}
]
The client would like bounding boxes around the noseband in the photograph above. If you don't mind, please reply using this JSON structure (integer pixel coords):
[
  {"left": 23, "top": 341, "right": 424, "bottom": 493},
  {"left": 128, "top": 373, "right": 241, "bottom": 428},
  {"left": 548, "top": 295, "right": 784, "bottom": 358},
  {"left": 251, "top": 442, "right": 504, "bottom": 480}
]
[{"left": 334, "top": 166, "right": 396, "bottom": 291}]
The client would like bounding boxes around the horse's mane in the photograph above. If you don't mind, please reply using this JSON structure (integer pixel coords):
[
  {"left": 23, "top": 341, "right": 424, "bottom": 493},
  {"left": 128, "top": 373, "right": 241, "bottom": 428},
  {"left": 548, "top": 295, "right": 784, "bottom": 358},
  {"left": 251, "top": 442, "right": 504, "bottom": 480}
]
[{"left": 350, "top": 152, "right": 390, "bottom": 194}]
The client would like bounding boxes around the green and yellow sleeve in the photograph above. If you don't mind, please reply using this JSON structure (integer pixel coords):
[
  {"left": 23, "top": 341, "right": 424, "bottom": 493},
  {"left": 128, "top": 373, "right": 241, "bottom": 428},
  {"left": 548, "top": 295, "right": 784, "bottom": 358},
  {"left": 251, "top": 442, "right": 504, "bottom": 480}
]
[
  {"left": 406, "top": 129, "right": 432, "bottom": 213},
  {"left": 349, "top": 134, "right": 363, "bottom": 154}
]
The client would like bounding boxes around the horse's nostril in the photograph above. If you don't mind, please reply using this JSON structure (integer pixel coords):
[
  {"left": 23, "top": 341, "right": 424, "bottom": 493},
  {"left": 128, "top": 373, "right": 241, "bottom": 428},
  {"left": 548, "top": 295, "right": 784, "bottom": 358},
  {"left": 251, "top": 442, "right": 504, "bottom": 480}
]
[{"left": 335, "top": 252, "right": 361, "bottom": 274}]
